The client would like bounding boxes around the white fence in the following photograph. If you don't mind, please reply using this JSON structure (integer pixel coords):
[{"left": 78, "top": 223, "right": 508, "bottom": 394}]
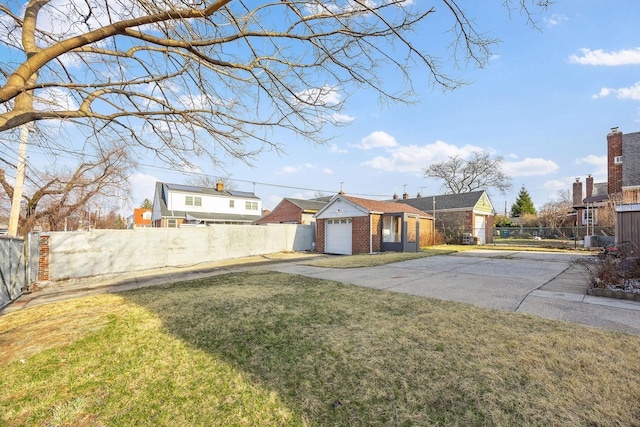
[{"left": 46, "top": 224, "right": 314, "bottom": 282}]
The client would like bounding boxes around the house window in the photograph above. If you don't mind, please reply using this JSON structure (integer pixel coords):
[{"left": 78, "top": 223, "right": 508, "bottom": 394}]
[
  {"left": 167, "top": 219, "right": 177, "bottom": 228},
  {"left": 382, "top": 216, "right": 402, "bottom": 242},
  {"left": 186, "top": 196, "right": 201, "bottom": 207},
  {"left": 229, "top": 200, "right": 235, "bottom": 208},
  {"left": 614, "top": 156, "right": 623, "bottom": 165},
  {"left": 582, "top": 208, "right": 598, "bottom": 225},
  {"left": 245, "top": 201, "right": 259, "bottom": 210}
]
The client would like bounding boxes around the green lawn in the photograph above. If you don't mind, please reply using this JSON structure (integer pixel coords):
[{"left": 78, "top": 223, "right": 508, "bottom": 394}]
[{"left": 2, "top": 271, "right": 639, "bottom": 426}]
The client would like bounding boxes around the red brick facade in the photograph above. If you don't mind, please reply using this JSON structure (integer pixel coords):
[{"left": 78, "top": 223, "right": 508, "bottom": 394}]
[
  {"left": 38, "top": 234, "right": 49, "bottom": 282},
  {"left": 316, "top": 218, "right": 325, "bottom": 253},
  {"left": 607, "top": 128, "right": 623, "bottom": 195},
  {"left": 317, "top": 214, "right": 436, "bottom": 254},
  {"left": 255, "top": 199, "right": 302, "bottom": 224}
]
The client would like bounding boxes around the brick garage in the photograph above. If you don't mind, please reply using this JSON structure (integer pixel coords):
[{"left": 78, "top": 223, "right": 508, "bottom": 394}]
[{"left": 315, "top": 194, "right": 433, "bottom": 255}]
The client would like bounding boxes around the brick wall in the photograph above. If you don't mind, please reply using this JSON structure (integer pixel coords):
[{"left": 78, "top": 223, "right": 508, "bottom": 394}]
[
  {"left": 38, "top": 234, "right": 49, "bottom": 282},
  {"left": 608, "top": 129, "right": 623, "bottom": 195},
  {"left": 419, "top": 218, "right": 434, "bottom": 246},
  {"left": 255, "top": 199, "right": 301, "bottom": 224},
  {"left": 316, "top": 219, "right": 325, "bottom": 253},
  {"left": 371, "top": 215, "right": 382, "bottom": 253},
  {"left": 352, "top": 215, "right": 372, "bottom": 254}
]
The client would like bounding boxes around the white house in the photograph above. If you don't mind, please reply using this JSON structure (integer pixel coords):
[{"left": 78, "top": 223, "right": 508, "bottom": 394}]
[{"left": 152, "top": 181, "right": 262, "bottom": 227}]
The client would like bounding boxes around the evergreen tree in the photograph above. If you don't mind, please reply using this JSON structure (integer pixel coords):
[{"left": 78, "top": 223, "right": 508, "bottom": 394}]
[
  {"left": 140, "top": 199, "right": 153, "bottom": 209},
  {"left": 510, "top": 186, "right": 536, "bottom": 217}
]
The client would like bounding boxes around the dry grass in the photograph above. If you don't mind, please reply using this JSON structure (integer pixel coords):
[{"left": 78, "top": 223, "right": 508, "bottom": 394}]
[
  {"left": 2, "top": 271, "right": 640, "bottom": 426},
  {"left": 305, "top": 247, "right": 458, "bottom": 268}
]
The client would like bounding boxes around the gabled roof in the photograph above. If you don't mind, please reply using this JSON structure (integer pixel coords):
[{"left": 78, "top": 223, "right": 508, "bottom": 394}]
[
  {"left": 395, "top": 190, "right": 491, "bottom": 212},
  {"left": 163, "top": 182, "right": 260, "bottom": 199},
  {"left": 154, "top": 182, "right": 261, "bottom": 222},
  {"left": 342, "top": 195, "right": 431, "bottom": 216},
  {"left": 315, "top": 194, "right": 432, "bottom": 218},
  {"left": 286, "top": 198, "right": 328, "bottom": 212},
  {"left": 622, "top": 131, "right": 640, "bottom": 188}
]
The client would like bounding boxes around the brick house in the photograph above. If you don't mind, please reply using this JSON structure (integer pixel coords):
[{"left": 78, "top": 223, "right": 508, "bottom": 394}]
[
  {"left": 254, "top": 197, "right": 329, "bottom": 225},
  {"left": 573, "top": 128, "right": 640, "bottom": 227},
  {"left": 395, "top": 190, "right": 495, "bottom": 244},
  {"left": 152, "top": 181, "right": 262, "bottom": 227},
  {"left": 314, "top": 193, "right": 433, "bottom": 255},
  {"left": 132, "top": 208, "right": 152, "bottom": 228}
]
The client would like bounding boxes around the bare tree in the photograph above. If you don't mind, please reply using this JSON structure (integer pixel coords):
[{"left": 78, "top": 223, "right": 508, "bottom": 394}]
[
  {"left": 186, "top": 175, "right": 235, "bottom": 191},
  {"left": 0, "top": 147, "right": 132, "bottom": 233},
  {"left": 538, "top": 190, "right": 573, "bottom": 229},
  {"left": 0, "top": 0, "right": 547, "bottom": 233},
  {"left": 424, "top": 151, "right": 512, "bottom": 194},
  {"left": 1, "top": 1, "right": 548, "bottom": 162}
]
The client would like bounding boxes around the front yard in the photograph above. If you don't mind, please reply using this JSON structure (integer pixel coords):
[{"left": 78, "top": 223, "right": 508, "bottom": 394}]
[{"left": 2, "top": 271, "right": 640, "bottom": 426}]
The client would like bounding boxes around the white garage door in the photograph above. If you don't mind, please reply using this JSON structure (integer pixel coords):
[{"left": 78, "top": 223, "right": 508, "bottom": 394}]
[
  {"left": 474, "top": 215, "right": 486, "bottom": 245},
  {"left": 325, "top": 218, "right": 352, "bottom": 255}
]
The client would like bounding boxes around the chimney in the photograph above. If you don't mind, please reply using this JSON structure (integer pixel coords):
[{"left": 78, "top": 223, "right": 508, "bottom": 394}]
[
  {"left": 402, "top": 192, "right": 409, "bottom": 200},
  {"left": 416, "top": 192, "right": 422, "bottom": 198},
  {"left": 572, "top": 178, "right": 583, "bottom": 207},
  {"left": 393, "top": 193, "right": 398, "bottom": 200},
  {"left": 607, "top": 127, "right": 623, "bottom": 195},
  {"left": 586, "top": 174, "right": 594, "bottom": 198},
  {"left": 216, "top": 181, "right": 224, "bottom": 192}
]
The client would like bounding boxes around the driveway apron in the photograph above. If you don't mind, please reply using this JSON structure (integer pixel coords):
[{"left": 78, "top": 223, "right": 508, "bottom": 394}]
[{"left": 273, "top": 250, "right": 640, "bottom": 335}]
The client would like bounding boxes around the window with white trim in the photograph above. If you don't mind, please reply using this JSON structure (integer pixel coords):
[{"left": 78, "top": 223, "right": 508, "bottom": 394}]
[
  {"left": 614, "top": 156, "right": 623, "bottom": 164},
  {"left": 582, "top": 208, "right": 598, "bottom": 225}
]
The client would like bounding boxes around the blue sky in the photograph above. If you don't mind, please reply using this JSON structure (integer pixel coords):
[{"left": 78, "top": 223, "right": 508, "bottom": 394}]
[
  {"left": 6, "top": 1, "right": 640, "bottom": 215},
  {"left": 128, "top": 0, "right": 640, "bottom": 213}
]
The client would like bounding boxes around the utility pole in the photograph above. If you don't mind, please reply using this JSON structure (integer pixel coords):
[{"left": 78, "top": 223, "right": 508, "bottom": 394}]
[{"left": 8, "top": 125, "right": 29, "bottom": 237}]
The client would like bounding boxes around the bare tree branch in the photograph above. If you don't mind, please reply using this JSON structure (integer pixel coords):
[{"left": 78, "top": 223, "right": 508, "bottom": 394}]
[
  {"left": 0, "top": 0, "right": 549, "bottom": 168},
  {"left": 424, "top": 150, "right": 513, "bottom": 195}
]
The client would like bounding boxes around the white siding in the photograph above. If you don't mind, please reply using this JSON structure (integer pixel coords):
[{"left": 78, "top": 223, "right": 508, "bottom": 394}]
[{"left": 166, "top": 190, "right": 261, "bottom": 216}]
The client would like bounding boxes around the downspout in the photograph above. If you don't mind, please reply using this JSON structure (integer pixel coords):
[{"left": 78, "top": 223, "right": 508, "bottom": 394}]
[{"left": 369, "top": 213, "right": 373, "bottom": 254}]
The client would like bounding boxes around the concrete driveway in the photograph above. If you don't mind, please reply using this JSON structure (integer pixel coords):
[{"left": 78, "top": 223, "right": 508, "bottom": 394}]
[{"left": 274, "top": 249, "right": 640, "bottom": 335}]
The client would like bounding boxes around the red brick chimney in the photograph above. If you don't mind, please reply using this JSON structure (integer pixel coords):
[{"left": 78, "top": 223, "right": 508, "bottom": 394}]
[
  {"left": 393, "top": 193, "right": 398, "bottom": 200},
  {"left": 586, "top": 174, "right": 594, "bottom": 198},
  {"left": 607, "top": 127, "right": 623, "bottom": 195},
  {"left": 402, "top": 192, "right": 409, "bottom": 199},
  {"left": 572, "top": 178, "right": 583, "bottom": 207}
]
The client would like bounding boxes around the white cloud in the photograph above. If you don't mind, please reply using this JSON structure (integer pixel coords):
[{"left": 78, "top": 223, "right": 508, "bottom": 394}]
[
  {"left": 328, "top": 144, "right": 348, "bottom": 154},
  {"left": 503, "top": 158, "right": 558, "bottom": 177},
  {"left": 593, "top": 82, "right": 640, "bottom": 100},
  {"left": 332, "top": 112, "right": 356, "bottom": 123},
  {"left": 576, "top": 154, "right": 607, "bottom": 175},
  {"left": 362, "top": 140, "right": 482, "bottom": 173},
  {"left": 275, "top": 166, "right": 300, "bottom": 175},
  {"left": 274, "top": 164, "right": 315, "bottom": 175},
  {"left": 544, "top": 14, "right": 568, "bottom": 27},
  {"left": 34, "top": 88, "right": 78, "bottom": 111},
  {"left": 294, "top": 85, "right": 341, "bottom": 106},
  {"left": 323, "top": 168, "right": 334, "bottom": 174},
  {"left": 592, "top": 87, "right": 612, "bottom": 99},
  {"left": 353, "top": 131, "right": 398, "bottom": 150},
  {"left": 569, "top": 48, "right": 640, "bottom": 66},
  {"left": 128, "top": 173, "right": 158, "bottom": 208}
]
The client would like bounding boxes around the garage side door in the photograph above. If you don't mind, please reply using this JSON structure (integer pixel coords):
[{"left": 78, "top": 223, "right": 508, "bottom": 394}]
[
  {"left": 325, "top": 218, "right": 352, "bottom": 255},
  {"left": 474, "top": 215, "right": 486, "bottom": 245}
]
